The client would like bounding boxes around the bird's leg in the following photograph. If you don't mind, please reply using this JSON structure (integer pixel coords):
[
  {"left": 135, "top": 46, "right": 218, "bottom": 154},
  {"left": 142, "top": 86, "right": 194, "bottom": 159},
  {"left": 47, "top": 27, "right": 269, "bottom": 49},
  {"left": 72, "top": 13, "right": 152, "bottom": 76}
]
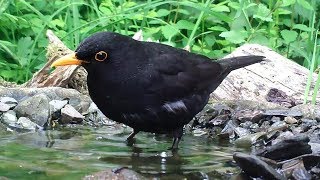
[
  {"left": 169, "top": 127, "right": 183, "bottom": 150},
  {"left": 126, "top": 129, "right": 139, "bottom": 141}
]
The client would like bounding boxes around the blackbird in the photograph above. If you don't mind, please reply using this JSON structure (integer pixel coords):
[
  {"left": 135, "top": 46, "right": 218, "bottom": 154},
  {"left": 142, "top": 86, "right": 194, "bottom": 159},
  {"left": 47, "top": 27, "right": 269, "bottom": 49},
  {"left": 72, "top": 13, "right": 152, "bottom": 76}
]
[{"left": 52, "top": 32, "right": 264, "bottom": 150}]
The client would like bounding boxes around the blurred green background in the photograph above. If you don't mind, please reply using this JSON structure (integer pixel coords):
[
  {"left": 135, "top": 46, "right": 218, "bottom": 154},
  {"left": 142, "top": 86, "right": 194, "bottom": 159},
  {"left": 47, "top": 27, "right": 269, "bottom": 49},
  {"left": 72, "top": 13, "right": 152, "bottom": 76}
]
[{"left": 0, "top": 0, "right": 319, "bottom": 84}]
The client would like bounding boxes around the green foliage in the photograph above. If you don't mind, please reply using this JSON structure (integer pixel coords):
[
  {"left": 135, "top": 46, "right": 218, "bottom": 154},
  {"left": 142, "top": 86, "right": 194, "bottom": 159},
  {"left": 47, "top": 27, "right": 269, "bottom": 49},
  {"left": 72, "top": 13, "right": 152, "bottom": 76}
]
[{"left": 0, "top": 0, "right": 319, "bottom": 99}]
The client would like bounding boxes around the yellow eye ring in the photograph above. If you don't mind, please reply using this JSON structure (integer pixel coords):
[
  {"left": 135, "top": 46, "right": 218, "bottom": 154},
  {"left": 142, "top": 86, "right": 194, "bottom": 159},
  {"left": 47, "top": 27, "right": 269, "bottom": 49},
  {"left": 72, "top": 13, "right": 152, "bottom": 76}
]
[{"left": 95, "top": 51, "right": 108, "bottom": 61}]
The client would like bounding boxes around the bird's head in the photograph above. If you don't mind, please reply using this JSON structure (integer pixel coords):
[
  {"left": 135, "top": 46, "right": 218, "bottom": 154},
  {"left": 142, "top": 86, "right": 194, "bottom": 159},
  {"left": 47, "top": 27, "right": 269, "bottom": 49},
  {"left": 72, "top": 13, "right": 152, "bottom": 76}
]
[{"left": 51, "top": 32, "right": 130, "bottom": 69}]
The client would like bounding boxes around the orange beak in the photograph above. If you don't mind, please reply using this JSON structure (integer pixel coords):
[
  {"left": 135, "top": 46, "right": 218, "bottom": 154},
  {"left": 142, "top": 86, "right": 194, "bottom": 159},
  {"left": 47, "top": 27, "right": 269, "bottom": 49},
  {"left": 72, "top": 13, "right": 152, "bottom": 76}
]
[{"left": 51, "top": 53, "right": 85, "bottom": 67}]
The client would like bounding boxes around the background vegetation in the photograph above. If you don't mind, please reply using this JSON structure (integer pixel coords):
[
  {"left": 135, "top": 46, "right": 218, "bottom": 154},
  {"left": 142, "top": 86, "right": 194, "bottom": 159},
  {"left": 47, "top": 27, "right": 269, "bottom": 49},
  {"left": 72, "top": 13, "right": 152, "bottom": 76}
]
[{"left": 0, "top": 0, "right": 319, "bottom": 101}]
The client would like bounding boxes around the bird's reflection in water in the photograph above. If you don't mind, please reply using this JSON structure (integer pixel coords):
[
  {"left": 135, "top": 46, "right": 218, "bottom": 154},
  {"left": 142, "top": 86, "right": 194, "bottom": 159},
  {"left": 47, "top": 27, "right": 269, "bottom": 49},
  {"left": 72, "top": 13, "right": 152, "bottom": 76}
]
[{"left": 100, "top": 145, "right": 186, "bottom": 176}]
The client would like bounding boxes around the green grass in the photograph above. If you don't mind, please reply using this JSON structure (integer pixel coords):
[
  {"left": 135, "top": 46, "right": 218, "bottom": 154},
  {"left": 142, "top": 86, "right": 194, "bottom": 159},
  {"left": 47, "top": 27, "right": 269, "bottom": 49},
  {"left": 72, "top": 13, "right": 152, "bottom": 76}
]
[{"left": 0, "top": 0, "right": 319, "bottom": 103}]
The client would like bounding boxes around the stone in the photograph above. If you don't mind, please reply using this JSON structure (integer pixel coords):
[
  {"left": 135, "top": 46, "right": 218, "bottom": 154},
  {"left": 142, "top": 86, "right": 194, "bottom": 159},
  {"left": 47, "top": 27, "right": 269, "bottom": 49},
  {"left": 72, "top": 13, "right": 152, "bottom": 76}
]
[
  {"left": 14, "top": 93, "right": 50, "bottom": 127},
  {"left": 192, "top": 129, "right": 207, "bottom": 136},
  {"left": 86, "top": 102, "right": 108, "bottom": 124},
  {"left": 292, "top": 166, "right": 312, "bottom": 180},
  {"left": 234, "top": 127, "right": 250, "bottom": 137},
  {"left": 0, "top": 87, "right": 91, "bottom": 114},
  {"left": 301, "top": 119, "right": 318, "bottom": 130},
  {"left": 263, "top": 109, "right": 303, "bottom": 117},
  {"left": 0, "top": 102, "right": 10, "bottom": 112},
  {"left": 290, "top": 104, "right": 320, "bottom": 121},
  {"left": 284, "top": 116, "right": 298, "bottom": 124},
  {"left": 256, "top": 135, "right": 312, "bottom": 161},
  {"left": 234, "top": 132, "right": 266, "bottom": 147},
  {"left": 268, "top": 121, "right": 288, "bottom": 133},
  {"left": 233, "top": 152, "right": 286, "bottom": 180},
  {"left": 233, "top": 109, "right": 264, "bottom": 123},
  {"left": 0, "top": 96, "right": 18, "bottom": 108},
  {"left": 60, "top": 104, "right": 84, "bottom": 124},
  {"left": 16, "top": 117, "right": 38, "bottom": 131},
  {"left": 1, "top": 110, "right": 17, "bottom": 126},
  {"left": 207, "top": 114, "right": 229, "bottom": 127},
  {"left": 49, "top": 99, "right": 68, "bottom": 112},
  {"left": 239, "top": 121, "right": 253, "bottom": 129},
  {"left": 272, "top": 131, "right": 294, "bottom": 145}
]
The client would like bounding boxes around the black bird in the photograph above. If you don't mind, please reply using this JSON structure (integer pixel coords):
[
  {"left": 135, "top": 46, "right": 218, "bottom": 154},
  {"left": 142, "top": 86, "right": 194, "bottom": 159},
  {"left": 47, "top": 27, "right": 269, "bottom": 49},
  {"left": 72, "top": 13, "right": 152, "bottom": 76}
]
[{"left": 52, "top": 32, "right": 264, "bottom": 149}]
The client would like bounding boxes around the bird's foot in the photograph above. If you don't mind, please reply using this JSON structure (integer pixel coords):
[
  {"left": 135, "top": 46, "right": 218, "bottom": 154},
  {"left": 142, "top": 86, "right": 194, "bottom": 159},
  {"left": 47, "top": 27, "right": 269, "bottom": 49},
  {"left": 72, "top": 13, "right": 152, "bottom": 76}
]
[
  {"left": 168, "top": 137, "right": 181, "bottom": 151},
  {"left": 168, "top": 127, "right": 183, "bottom": 151},
  {"left": 125, "top": 130, "right": 139, "bottom": 146}
]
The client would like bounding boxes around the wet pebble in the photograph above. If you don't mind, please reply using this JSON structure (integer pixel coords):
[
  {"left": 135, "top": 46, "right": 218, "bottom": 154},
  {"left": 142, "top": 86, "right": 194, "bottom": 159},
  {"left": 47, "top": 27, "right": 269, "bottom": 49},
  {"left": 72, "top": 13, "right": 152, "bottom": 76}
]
[
  {"left": 234, "top": 127, "right": 250, "bottom": 137},
  {"left": 0, "top": 96, "right": 18, "bottom": 109},
  {"left": 0, "top": 102, "right": 10, "bottom": 112},
  {"left": 16, "top": 117, "right": 38, "bottom": 131},
  {"left": 272, "top": 131, "right": 294, "bottom": 145},
  {"left": 49, "top": 99, "right": 68, "bottom": 112},
  {"left": 60, "top": 104, "right": 85, "bottom": 124},
  {"left": 14, "top": 93, "right": 49, "bottom": 127},
  {"left": 239, "top": 121, "right": 252, "bottom": 129},
  {"left": 263, "top": 109, "right": 303, "bottom": 117},
  {"left": 301, "top": 119, "right": 318, "bottom": 130},
  {"left": 1, "top": 110, "right": 17, "bottom": 127},
  {"left": 192, "top": 129, "right": 207, "bottom": 136},
  {"left": 207, "top": 114, "right": 229, "bottom": 127},
  {"left": 270, "top": 116, "right": 281, "bottom": 123},
  {"left": 292, "top": 166, "right": 312, "bottom": 180},
  {"left": 256, "top": 135, "right": 312, "bottom": 161},
  {"left": 268, "top": 121, "right": 288, "bottom": 132},
  {"left": 233, "top": 109, "right": 264, "bottom": 123},
  {"left": 284, "top": 116, "right": 298, "bottom": 124},
  {"left": 233, "top": 152, "right": 286, "bottom": 180},
  {"left": 234, "top": 132, "right": 266, "bottom": 147}
]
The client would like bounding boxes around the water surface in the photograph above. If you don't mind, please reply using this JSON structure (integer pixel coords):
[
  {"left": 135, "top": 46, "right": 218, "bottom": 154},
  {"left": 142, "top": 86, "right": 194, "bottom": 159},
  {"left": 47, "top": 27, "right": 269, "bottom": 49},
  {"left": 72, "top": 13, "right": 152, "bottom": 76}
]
[{"left": 0, "top": 125, "right": 245, "bottom": 179}]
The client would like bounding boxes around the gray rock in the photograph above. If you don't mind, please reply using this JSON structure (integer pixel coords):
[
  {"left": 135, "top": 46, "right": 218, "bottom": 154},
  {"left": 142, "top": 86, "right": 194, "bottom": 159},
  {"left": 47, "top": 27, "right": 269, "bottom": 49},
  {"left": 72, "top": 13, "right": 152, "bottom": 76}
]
[
  {"left": 301, "top": 119, "right": 318, "bottom": 129},
  {"left": 284, "top": 116, "right": 298, "bottom": 124},
  {"left": 263, "top": 109, "right": 303, "bottom": 117},
  {"left": 272, "top": 131, "right": 294, "bottom": 145},
  {"left": 233, "top": 152, "right": 286, "bottom": 180},
  {"left": 234, "top": 127, "right": 250, "bottom": 137},
  {"left": 208, "top": 114, "right": 229, "bottom": 127},
  {"left": 292, "top": 166, "right": 312, "bottom": 180},
  {"left": 0, "top": 102, "right": 10, "bottom": 112},
  {"left": 49, "top": 99, "right": 68, "bottom": 112},
  {"left": 192, "top": 129, "right": 207, "bottom": 136},
  {"left": 233, "top": 109, "right": 264, "bottom": 123},
  {"left": 0, "top": 96, "right": 18, "bottom": 108},
  {"left": 234, "top": 132, "right": 266, "bottom": 147},
  {"left": 14, "top": 93, "right": 50, "bottom": 127},
  {"left": 270, "top": 116, "right": 281, "bottom": 123},
  {"left": 256, "top": 135, "right": 312, "bottom": 161},
  {"left": 249, "top": 123, "right": 259, "bottom": 130},
  {"left": 269, "top": 121, "right": 288, "bottom": 132},
  {"left": 1, "top": 110, "right": 17, "bottom": 126},
  {"left": 239, "top": 121, "right": 253, "bottom": 129},
  {"left": 0, "top": 87, "right": 91, "bottom": 114},
  {"left": 60, "top": 104, "right": 84, "bottom": 124},
  {"left": 290, "top": 104, "right": 320, "bottom": 121},
  {"left": 309, "top": 143, "right": 320, "bottom": 154},
  {"left": 86, "top": 102, "right": 108, "bottom": 124},
  {"left": 16, "top": 117, "right": 38, "bottom": 130}
]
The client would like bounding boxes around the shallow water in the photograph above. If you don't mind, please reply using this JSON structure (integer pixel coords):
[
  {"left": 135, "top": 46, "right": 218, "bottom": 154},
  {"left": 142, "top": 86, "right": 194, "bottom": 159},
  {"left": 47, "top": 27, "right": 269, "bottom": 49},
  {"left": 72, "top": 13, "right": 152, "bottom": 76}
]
[{"left": 0, "top": 125, "right": 246, "bottom": 179}]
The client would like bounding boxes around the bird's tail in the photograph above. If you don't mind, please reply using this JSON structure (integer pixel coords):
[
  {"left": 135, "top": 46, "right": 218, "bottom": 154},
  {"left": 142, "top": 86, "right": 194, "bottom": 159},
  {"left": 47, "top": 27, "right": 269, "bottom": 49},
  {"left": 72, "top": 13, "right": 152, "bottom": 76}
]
[{"left": 217, "top": 55, "right": 265, "bottom": 71}]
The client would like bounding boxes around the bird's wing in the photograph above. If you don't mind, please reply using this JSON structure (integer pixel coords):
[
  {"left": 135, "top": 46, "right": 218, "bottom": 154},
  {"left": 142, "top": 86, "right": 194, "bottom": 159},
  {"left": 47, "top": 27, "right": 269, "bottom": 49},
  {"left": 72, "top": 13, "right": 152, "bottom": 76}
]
[{"left": 143, "top": 53, "right": 224, "bottom": 103}]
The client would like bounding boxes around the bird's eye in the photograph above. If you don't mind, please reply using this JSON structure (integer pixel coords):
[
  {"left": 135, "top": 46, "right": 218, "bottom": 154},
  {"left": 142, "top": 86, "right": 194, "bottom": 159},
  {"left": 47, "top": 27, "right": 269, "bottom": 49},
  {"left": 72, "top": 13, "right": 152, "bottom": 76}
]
[{"left": 95, "top": 51, "right": 108, "bottom": 61}]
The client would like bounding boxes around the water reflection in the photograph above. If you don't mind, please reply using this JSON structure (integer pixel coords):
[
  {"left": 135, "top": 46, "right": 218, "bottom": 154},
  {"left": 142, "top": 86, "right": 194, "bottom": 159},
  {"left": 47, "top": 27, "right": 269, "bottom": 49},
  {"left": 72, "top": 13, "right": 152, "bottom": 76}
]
[
  {"left": 100, "top": 147, "right": 186, "bottom": 175},
  {"left": 0, "top": 125, "right": 244, "bottom": 179}
]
